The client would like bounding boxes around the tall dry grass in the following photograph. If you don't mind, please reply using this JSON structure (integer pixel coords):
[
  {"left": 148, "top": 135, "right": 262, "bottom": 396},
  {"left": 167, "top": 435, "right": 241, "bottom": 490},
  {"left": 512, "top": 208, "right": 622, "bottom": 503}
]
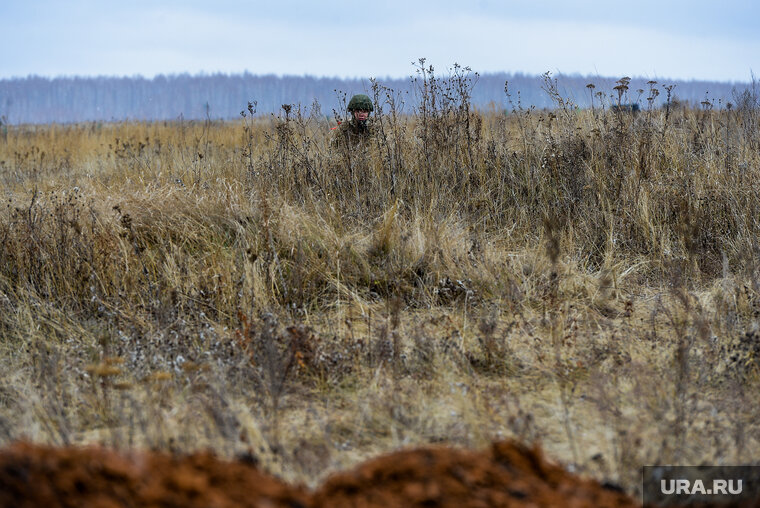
[{"left": 1, "top": 68, "right": 759, "bottom": 493}]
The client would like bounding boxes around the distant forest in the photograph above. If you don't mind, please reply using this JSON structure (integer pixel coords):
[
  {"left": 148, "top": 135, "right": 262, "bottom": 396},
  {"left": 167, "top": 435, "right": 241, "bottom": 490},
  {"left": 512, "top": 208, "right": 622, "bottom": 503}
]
[{"left": 0, "top": 71, "right": 753, "bottom": 125}]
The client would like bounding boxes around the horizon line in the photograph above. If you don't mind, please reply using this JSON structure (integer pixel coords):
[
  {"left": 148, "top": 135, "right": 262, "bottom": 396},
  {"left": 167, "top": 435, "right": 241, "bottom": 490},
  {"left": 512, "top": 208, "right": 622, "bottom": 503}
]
[{"left": 0, "top": 70, "right": 753, "bottom": 86}]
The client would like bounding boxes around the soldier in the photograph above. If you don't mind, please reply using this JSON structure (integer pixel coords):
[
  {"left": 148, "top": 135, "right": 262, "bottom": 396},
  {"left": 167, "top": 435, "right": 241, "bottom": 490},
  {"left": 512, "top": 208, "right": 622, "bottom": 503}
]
[{"left": 331, "top": 94, "right": 375, "bottom": 148}]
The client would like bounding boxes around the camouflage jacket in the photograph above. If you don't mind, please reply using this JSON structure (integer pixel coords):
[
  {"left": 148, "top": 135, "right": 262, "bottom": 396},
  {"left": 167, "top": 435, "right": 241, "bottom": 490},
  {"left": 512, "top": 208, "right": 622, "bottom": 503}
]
[{"left": 330, "top": 117, "right": 376, "bottom": 149}]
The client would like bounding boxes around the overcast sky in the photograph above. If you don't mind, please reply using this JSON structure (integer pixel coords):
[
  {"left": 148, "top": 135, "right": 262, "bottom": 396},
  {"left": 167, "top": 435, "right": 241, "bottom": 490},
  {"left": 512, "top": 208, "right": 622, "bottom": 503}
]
[{"left": 2, "top": 0, "right": 758, "bottom": 83}]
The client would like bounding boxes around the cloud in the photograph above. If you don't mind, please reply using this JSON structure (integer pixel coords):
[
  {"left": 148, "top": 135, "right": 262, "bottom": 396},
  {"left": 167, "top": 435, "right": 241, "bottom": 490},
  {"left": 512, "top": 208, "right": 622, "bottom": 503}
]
[{"left": 2, "top": 2, "right": 757, "bottom": 82}]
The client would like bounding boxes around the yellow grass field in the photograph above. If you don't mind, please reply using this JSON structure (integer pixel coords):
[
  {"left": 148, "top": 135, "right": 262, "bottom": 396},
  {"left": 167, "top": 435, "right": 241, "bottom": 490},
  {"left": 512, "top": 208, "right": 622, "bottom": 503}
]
[{"left": 1, "top": 75, "right": 759, "bottom": 496}]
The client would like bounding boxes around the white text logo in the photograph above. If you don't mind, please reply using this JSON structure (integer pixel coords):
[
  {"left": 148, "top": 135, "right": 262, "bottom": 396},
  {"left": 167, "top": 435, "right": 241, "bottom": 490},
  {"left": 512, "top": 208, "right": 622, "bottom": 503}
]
[{"left": 661, "top": 479, "right": 743, "bottom": 495}]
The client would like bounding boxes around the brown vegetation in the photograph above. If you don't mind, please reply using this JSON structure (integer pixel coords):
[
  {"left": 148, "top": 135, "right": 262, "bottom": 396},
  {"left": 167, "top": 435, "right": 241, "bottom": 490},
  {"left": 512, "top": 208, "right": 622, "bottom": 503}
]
[{"left": 0, "top": 68, "right": 759, "bottom": 499}]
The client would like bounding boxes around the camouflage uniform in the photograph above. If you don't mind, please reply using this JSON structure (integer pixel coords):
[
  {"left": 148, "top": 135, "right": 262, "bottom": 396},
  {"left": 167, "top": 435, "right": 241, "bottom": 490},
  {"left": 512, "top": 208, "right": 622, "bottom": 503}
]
[
  {"left": 331, "top": 117, "right": 376, "bottom": 148},
  {"left": 331, "top": 94, "right": 376, "bottom": 149}
]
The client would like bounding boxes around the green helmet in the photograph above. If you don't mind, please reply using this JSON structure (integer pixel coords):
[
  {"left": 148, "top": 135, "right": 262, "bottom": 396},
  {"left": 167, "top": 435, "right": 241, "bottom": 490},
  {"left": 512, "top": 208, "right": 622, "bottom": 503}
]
[{"left": 347, "top": 94, "right": 373, "bottom": 112}]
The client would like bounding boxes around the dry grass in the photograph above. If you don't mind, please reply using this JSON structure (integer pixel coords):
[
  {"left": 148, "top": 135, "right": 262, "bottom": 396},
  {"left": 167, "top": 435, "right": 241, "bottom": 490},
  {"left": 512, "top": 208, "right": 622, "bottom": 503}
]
[{"left": 1, "top": 69, "right": 759, "bottom": 495}]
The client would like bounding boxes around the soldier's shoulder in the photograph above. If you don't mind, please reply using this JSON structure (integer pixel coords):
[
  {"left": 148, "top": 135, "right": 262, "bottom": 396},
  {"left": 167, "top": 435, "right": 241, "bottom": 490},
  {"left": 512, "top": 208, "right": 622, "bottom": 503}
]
[
  {"left": 330, "top": 121, "right": 349, "bottom": 148},
  {"left": 333, "top": 119, "right": 352, "bottom": 132}
]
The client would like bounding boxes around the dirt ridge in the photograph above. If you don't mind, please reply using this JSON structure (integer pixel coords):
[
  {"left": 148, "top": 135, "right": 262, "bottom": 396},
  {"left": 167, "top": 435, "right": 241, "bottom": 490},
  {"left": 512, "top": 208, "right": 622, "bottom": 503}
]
[{"left": 0, "top": 439, "right": 649, "bottom": 508}]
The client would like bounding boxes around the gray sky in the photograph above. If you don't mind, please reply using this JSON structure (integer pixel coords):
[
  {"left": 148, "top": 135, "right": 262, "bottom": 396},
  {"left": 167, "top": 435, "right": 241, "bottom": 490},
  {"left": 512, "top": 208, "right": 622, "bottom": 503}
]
[{"left": 2, "top": 0, "right": 758, "bottom": 82}]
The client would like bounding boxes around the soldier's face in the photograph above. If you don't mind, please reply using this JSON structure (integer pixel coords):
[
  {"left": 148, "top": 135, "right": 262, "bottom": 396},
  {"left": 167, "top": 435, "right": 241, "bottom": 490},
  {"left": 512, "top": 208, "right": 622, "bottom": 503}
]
[{"left": 353, "top": 110, "right": 369, "bottom": 122}]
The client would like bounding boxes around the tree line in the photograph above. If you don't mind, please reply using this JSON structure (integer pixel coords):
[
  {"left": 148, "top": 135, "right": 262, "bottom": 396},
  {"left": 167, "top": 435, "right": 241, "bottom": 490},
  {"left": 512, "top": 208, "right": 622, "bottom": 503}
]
[{"left": 0, "top": 71, "right": 750, "bottom": 125}]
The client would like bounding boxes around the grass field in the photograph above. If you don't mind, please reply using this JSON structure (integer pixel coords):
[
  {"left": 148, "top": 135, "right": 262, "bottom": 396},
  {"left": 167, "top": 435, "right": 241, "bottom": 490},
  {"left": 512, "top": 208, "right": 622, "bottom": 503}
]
[{"left": 1, "top": 72, "right": 759, "bottom": 495}]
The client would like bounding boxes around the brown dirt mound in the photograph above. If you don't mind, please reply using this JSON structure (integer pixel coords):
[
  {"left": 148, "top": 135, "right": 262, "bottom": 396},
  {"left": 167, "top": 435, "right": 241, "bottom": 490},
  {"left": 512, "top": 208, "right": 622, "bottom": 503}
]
[
  {"left": 0, "top": 440, "right": 639, "bottom": 508},
  {"left": 0, "top": 441, "right": 309, "bottom": 508},
  {"left": 313, "top": 441, "right": 637, "bottom": 508}
]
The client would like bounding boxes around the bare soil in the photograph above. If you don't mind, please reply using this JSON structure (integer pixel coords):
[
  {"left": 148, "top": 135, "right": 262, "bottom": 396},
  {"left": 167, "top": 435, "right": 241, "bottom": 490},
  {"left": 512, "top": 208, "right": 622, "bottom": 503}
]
[{"left": 0, "top": 440, "right": 642, "bottom": 508}]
